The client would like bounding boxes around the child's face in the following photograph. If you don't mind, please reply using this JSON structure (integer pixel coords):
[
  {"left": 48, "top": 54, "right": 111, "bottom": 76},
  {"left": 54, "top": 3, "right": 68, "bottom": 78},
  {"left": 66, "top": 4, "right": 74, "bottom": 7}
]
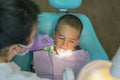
[{"left": 54, "top": 24, "right": 80, "bottom": 53}]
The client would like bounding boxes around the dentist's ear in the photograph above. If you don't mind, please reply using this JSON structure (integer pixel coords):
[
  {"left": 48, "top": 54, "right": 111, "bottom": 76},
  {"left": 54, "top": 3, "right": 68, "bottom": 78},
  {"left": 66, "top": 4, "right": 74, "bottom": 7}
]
[{"left": 7, "top": 44, "right": 19, "bottom": 61}]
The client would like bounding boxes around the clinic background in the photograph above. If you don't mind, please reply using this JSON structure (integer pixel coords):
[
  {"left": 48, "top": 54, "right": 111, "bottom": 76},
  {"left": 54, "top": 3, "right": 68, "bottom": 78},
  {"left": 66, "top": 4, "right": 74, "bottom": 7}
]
[{"left": 33, "top": 0, "right": 120, "bottom": 60}]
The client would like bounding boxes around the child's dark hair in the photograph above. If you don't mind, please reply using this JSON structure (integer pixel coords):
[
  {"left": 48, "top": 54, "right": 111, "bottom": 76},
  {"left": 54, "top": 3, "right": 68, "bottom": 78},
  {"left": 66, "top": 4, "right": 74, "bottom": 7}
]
[{"left": 55, "top": 14, "right": 83, "bottom": 37}]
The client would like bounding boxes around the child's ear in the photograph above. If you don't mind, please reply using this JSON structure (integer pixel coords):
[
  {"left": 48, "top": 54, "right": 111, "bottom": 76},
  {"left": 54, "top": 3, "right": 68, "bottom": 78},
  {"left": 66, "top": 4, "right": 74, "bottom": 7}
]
[{"left": 76, "top": 38, "right": 80, "bottom": 46}]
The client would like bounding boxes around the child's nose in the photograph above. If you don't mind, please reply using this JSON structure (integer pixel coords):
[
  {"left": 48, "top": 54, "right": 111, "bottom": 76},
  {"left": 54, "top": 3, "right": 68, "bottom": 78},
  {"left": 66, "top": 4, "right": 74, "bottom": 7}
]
[{"left": 62, "top": 40, "right": 68, "bottom": 49}]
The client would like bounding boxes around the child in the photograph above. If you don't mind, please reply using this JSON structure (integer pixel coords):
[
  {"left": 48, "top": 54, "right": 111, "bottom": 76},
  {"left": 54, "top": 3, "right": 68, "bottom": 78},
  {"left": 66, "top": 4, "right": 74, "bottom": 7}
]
[{"left": 33, "top": 14, "right": 90, "bottom": 80}]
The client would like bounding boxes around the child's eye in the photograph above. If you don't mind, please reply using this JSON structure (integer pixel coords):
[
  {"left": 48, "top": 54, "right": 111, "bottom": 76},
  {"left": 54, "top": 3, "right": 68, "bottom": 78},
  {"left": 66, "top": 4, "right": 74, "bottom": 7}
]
[
  {"left": 70, "top": 40, "right": 75, "bottom": 43},
  {"left": 58, "top": 36, "right": 64, "bottom": 40}
]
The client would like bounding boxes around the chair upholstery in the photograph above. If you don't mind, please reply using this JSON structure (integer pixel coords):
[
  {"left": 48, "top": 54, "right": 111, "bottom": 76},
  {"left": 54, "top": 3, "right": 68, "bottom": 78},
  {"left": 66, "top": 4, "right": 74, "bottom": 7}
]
[
  {"left": 48, "top": 0, "right": 82, "bottom": 10},
  {"left": 12, "top": 51, "right": 33, "bottom": 71},
  {"left": 37, "top": 0, "right": 109, "bottom": 61},
  {"left": 37, "top": 13, "right": 109, "bottom": 61}
]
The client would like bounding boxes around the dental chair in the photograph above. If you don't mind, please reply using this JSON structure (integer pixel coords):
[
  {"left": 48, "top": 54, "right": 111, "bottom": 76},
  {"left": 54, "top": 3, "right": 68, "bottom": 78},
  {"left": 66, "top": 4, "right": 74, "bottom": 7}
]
[
  {"left": 12, "top": 51, "right": 33, "bottom": 71},
  {"left": 38, "top": 0, "right": 109, "bottom": 61},
  {"left": 12, "top": 0, "right": 109, "bottom": 71}
]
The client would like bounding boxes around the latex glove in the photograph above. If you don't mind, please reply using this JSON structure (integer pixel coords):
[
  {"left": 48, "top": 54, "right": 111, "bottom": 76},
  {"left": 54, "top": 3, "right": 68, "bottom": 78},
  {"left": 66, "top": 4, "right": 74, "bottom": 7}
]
[{"left": 29, "top": 34, "right": 54, "bottom": 51}]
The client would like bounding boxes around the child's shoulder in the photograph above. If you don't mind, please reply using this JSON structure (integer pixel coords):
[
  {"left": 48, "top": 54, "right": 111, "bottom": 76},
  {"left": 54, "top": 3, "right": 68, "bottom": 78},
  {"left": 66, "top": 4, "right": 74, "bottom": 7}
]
[
  {"left": 73, "top": 49, "right": 90, "bottom": 62},
  {"left": 74, "top": 49, "right": 89, "bottom": 58}
]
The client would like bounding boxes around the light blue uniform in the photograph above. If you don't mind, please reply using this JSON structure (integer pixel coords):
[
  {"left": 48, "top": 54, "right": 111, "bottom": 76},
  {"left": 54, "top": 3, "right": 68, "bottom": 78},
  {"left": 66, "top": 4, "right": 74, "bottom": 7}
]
[{"left": 0, "top": 62, "right": 49, "bottom": 80}]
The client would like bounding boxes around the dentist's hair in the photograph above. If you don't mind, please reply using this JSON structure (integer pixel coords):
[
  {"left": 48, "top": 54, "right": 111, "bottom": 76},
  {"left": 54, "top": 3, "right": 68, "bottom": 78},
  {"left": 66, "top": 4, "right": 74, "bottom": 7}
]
[{"left": 0, "top": 0, "right": 40, "bottom": 50}]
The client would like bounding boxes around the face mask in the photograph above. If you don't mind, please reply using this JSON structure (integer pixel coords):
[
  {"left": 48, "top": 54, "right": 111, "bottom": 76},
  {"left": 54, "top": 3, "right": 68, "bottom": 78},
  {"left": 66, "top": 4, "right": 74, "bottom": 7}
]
[
  {"left": 58, "top": 49, "right": 73, "bottom": 57},
  {"left": 16, "top": 42, "right": 34, "bottom": 56}
]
